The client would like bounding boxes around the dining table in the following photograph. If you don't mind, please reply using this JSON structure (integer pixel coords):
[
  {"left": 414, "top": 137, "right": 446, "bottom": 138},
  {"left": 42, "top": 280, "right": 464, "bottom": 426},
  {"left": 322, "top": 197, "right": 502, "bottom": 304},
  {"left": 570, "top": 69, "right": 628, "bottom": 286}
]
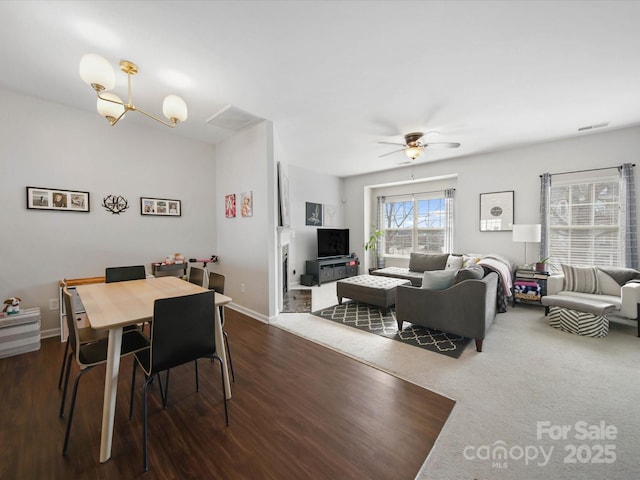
[{"left": 76, "top": 275, "right": 232, "bottom": 463}]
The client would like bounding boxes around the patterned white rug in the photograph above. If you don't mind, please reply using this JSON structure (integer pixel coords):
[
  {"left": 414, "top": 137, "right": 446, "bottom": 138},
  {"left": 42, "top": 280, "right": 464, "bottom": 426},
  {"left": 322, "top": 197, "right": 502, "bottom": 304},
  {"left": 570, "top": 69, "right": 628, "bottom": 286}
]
[{"left": 312, "top": 301, "right": 470, "bottom": 358}]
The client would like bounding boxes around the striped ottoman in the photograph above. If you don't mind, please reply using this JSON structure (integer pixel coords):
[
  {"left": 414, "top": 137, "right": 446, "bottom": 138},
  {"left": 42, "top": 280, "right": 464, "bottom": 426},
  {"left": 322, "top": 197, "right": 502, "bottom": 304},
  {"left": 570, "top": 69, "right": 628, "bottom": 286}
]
[
  {"left": 337, "top": 275, "right": 411, "bottom": 313},
  {"left": 541, "top": 295, "right": 615, "bottom": 337}
]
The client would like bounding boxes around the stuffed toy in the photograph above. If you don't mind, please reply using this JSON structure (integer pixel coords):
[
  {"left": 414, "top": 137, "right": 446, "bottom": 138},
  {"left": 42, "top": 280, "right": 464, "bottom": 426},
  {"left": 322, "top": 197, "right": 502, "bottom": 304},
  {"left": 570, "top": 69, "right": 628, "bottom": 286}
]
[{"left": 3, "top": 297, "right": 21, "bottom": 315}]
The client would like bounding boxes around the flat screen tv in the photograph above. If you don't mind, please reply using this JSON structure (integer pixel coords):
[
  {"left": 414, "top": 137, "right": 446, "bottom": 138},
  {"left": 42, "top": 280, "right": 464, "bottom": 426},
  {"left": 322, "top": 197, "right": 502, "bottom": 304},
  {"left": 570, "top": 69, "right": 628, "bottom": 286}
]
[{"left": 317, "top": 228, "right": 350, "bottom": 259}]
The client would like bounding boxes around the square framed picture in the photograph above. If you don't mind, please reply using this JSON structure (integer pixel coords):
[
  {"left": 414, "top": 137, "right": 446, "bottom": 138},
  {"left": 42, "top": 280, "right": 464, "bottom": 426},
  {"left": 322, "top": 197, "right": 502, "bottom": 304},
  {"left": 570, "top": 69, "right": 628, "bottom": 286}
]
[
  {"left": 480, "top": 190, "right": 514, "bottom": 231},
  {"left": 26, "top": 186, "right": 90, "bottom": 212},
  {"left": 225, "top": 194, "right": 236, "bottom": 218},
  {"left": 140, "top": 197, "right": 181, "bottom": 216}
]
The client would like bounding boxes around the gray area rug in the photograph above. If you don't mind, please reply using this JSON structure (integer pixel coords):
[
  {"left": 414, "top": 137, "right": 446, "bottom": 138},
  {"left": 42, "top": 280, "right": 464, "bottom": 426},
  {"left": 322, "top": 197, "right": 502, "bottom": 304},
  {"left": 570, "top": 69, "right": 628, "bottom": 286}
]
[{"left": 312, "top": 301, "right": 470, "bottom": 358}]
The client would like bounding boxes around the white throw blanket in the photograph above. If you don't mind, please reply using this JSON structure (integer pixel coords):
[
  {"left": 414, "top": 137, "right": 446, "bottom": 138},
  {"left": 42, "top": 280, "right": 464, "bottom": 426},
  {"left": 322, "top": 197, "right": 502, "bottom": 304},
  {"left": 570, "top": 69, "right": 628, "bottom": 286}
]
[{"left": 478, "top": 257, "right": 513, "bottom": 297}]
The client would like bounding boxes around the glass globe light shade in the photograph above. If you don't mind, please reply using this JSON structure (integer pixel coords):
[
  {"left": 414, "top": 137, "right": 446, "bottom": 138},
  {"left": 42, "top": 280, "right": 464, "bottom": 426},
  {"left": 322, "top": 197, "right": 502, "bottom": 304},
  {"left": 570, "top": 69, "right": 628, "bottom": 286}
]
[
  {"left": 79, "top": 54, "right": 115, "bottom": 91},
  {"left": 97, "top": 92, "right": 125, "bottom": 120},
  {"left": 404, "top": 146, "right": 424, "bottom": 160},
  {"left": 162, "top": 94, "right": 188, "bottom": 122}
]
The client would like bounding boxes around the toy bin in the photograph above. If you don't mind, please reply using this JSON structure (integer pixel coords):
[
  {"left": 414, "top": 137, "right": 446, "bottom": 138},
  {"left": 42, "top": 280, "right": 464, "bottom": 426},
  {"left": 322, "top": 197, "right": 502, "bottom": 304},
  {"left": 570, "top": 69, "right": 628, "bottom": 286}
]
[{"left": 0, "top": 307, "right": 41, "bottom": 358}]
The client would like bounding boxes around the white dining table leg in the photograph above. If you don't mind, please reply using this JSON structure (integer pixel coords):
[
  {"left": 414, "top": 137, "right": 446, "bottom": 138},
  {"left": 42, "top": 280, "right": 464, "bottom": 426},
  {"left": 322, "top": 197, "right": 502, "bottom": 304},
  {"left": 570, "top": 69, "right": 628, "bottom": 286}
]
[
  {"left": 99, "top": 326, "right": 123, "bottom": 463},
  {"left": 215, "top": 307, "right": 232, "bottom": 399}
]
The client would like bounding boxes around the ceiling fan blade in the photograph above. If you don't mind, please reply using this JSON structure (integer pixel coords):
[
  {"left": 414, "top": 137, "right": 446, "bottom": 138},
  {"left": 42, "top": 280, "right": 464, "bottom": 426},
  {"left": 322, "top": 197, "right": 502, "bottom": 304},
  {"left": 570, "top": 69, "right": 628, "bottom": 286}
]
[
  {"left": 378, "top": 148, "right": 404, "bottom": 158},
  {"left": 424, "top": 142, "right": 461, "bottom": 148},
  {"left": 378, "top": 141, "right": 406, "bottom": 146}
]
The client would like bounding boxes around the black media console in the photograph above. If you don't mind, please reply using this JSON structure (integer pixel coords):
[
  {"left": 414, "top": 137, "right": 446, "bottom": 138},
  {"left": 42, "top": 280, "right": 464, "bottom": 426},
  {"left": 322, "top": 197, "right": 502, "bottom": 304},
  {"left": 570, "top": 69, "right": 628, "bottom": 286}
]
[{"left": 305, "top": 256, "right": 359, "bottom": 286}]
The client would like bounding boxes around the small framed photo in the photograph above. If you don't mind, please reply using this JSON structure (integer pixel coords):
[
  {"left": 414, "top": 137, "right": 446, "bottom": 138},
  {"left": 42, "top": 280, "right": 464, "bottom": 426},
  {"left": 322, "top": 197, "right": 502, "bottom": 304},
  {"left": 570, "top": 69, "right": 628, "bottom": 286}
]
[
  {"left": 225, "top": 194, "right": 236, "bottom": 218},
  {"left": 305, "top": 202, "right": 323, "bottom": 226},
  {"left": 140, "top": 197, "right": 181, "bottom": 216},
  {"left": 241, "top": 191, "right": 253, "bottom": 217},
  {"left": 26, "top": 186, "right": 90, "bottom": 212},
  {"left": 480, "top": 190, "right": 514, "bottom": 231}
]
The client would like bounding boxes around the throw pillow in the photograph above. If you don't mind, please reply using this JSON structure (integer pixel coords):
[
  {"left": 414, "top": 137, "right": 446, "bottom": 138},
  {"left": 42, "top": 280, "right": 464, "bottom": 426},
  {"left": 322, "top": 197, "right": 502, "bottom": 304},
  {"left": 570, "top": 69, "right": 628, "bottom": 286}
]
[
  {"left": 453, "top": 265, "right": 485, "bottom": 284},
  {"left": 561, "top": 264, "right": 600, "bottom": 294},
  {"left": 421, "top": 269, "right": 457, "bottom": 290},
  {"left": 445, "top": 254, "right": 464, "bottom": 270},
  {"left": 409, "top": 253, "right": 449, "bottom": 272},
  {"left": 462, "top": 254, "right": 481, "bottom": 268},
  {"left": 596, "top": 269, "right": 622, "bottom": 296}
]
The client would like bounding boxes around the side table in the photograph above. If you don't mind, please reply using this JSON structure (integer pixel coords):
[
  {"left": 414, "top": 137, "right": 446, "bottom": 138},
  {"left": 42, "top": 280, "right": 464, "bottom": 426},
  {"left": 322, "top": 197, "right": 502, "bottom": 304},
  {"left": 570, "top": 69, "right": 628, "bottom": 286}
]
[{"left": 512, "top": 269, "right": 549, "bottom": 307}]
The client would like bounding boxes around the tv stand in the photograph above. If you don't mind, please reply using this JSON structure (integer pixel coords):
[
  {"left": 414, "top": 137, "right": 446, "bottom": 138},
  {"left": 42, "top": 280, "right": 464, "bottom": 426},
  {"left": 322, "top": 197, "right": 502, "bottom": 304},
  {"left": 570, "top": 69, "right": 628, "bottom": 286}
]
[{"left": 305, "top": 256, "right": 359, "bottom": 286}]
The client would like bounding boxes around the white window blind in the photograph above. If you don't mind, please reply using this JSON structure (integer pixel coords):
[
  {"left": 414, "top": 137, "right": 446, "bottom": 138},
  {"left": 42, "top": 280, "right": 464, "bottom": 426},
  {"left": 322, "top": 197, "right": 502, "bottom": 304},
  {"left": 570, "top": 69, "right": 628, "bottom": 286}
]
[{"left": 548, "top": 170, "right": 620, "bottom": 267}]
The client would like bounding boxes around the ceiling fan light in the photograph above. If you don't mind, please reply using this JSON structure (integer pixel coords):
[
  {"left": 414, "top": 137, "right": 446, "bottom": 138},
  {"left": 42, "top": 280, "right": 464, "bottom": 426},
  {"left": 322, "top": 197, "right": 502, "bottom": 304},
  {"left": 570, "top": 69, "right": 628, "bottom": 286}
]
[
  {"left": 163, "top": 94, "right": 188, "bottom": 122},
  {"left": 79, "top": 53, "right": 115, "bottom": 91},
  {"left": 404, "top": 146, "right": 423, "bottom": 160},
  {"left": 97, "top": 92, "right": 125, "bottom": 120}
]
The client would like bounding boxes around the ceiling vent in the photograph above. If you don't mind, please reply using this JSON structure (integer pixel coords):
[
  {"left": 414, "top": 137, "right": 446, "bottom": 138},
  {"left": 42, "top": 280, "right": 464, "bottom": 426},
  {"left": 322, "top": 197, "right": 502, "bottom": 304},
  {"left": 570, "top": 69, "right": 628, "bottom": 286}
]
[{"left": 206, "top": 104, "right": 262, "bottom": 131}]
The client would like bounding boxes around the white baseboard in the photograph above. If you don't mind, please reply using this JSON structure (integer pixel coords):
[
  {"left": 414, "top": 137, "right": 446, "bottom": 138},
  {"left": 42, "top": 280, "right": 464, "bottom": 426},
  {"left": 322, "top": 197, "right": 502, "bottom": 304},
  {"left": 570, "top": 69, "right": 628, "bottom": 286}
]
[
  {"left": 226, "top": 303, "right": 269, "bottom": 324},
  {"left": 41, "top": 328, "right": 61, "bottom": 340}
]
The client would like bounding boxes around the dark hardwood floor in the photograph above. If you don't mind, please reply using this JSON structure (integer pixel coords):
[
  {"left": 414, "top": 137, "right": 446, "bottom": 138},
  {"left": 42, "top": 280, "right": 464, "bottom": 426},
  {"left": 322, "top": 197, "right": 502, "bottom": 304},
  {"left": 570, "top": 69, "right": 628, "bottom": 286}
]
[{"left": 0, "top": 310, "right": 454, "bottom": 479}]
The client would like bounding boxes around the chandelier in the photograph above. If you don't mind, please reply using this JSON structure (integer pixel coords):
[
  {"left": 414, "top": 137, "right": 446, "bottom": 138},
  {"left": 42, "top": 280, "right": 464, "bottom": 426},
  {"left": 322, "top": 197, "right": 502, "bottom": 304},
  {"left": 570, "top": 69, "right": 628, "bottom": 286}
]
[{"left": 79, "top": 54, "right": 188, "bottom": 128}]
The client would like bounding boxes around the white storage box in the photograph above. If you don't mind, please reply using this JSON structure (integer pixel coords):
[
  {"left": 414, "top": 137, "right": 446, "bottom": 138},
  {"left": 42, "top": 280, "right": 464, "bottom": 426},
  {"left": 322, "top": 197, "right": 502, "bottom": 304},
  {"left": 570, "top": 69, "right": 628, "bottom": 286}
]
[{"left": 0, "top": 307, "right": 41, "bottom": 358}]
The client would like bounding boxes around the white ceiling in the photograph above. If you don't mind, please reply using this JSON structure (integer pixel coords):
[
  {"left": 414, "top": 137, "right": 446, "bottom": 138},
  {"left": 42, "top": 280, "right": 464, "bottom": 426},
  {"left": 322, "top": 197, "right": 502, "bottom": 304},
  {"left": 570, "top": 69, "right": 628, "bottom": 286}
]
[{"left": 2, "top": 1, "right": 640, "bottom": 177}]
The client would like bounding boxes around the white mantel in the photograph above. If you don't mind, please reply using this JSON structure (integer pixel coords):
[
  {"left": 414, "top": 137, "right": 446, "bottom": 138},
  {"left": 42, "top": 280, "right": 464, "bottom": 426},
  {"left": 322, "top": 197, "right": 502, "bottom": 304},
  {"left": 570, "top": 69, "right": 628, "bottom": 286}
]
[{"left": 277, "top": 226, "right": 295, "bottom": 247}]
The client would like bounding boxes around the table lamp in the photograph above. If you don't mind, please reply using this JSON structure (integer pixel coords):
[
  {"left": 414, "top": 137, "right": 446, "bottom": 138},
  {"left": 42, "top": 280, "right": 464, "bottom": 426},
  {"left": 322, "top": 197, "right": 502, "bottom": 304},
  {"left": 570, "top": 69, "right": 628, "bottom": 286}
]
[{"left": 512, "top": 224, "right": 541, "bottom": 268}]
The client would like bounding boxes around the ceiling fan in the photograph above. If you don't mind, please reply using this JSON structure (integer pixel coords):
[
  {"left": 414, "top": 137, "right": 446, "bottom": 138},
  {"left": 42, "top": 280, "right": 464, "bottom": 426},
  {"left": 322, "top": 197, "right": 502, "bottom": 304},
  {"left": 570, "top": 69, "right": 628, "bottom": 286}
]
[{"left": 378, "top": 131, "right": 460, "bottom": 160}]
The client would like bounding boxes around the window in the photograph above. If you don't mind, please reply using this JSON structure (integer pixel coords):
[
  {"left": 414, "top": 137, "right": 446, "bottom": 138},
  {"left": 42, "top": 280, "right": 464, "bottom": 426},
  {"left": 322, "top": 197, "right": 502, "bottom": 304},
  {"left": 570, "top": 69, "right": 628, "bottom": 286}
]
[
  {"left": 383, "top": 194, "right": 448, "bottom": 256},
  {"left": 548, "top": 172, "right": 620, "bottom": 268}
]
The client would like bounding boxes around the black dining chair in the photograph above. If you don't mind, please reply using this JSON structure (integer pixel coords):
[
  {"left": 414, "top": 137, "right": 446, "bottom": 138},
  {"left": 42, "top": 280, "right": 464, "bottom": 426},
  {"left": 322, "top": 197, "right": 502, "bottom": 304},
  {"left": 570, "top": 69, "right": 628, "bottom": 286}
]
[
  {"left": 59, "top": 287, "right": 150, "bottom": 455},
  {"left": 105, "top": 265, "right": 146, "bottom": 283},
  {"left": 106, "top": 265, "right": 148, "bottom": 332},
  {"left": 208, "top": 271, "right": 235, "bottom": 382},
  {"left": 187, "top": 265, "right": 207, "bottom": 287},
  {"left": 57, "top": 286, "right": 108, "bottom": 389},
  {"left": 128, "top": 290, "right": 229, "bottom": 471}
]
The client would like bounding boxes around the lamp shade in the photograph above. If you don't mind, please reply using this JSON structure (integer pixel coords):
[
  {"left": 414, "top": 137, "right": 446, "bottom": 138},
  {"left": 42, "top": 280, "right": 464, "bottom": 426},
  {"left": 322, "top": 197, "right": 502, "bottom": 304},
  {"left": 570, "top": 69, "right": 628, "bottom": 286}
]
[
  {"left": 79, "top": 54, "right": 115, "bottom": 91},
  {"left": 162, "top": 94, "right": 188, "bottom": 122},
  {"left": 512, "top": 224, "right": 541, "bottom": 243},
  {"left": 97, "top": 92, "right": 125, "bottom": 120}
]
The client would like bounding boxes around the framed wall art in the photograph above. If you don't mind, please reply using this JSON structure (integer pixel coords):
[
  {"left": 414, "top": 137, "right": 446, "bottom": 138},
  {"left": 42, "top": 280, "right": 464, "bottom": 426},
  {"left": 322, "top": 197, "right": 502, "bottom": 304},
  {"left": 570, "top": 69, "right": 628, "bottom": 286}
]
[
  {"left": 225, "top": 193, "right": 236, "bottom": 218},
  {"left": 26, "top": 186, "right": 90, "bottom": 212},
  {"left": 480, "top": 190, "right": 514, "bottom": 231},
  {"left": 277, "top": 162, "right": 291, "bottom": 226},
  {"left": 241, "top": 191, "right": 253, "bottom": 217},
  {"left": 305, "top": 202, "right": 323, "bottom": 226},
  {"left": 140, "top": 197, "right": 181, "bottom": 216}
]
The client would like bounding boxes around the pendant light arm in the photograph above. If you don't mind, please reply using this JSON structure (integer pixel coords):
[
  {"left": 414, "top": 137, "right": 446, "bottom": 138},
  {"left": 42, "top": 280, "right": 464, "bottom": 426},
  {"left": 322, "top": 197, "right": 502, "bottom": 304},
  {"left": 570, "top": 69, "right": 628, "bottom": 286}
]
[{"left": 135, "top": 107, "right": 178, "bottom": 128}]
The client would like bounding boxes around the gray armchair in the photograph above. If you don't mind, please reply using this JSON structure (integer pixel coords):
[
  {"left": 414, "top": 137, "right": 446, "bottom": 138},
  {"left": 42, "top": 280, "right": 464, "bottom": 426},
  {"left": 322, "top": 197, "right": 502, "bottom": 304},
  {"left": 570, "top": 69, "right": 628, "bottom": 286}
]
[{"left": 395, "top": 272, "right": 498, "bottom": 352}]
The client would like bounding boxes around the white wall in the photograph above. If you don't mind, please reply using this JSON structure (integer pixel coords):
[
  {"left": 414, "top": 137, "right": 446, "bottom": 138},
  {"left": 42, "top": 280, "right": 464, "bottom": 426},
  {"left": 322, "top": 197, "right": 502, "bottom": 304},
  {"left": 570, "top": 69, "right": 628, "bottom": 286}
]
[
  {"left": 284, "top": 164, "right": 343, "bottom": 285},
  {"left": 214, "top": 121, "right": 274, "bottom": 321},
  {"left": 0, "top": 89, "right": 216, "bottom": 335},
  {"left": 343, "top": 126, "right": 640, "bottom": 268}
]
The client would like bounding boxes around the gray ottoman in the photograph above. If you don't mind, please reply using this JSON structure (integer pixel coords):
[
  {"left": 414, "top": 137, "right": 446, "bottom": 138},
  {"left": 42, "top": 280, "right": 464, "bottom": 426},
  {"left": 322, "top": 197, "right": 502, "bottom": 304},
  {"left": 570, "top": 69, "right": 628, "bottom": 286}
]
[
  {"left": 541, "top": 295, "right": 616, "bottom": 337},
  {"left": 336, "top": 275, "right": 411, "bottom": 313}
]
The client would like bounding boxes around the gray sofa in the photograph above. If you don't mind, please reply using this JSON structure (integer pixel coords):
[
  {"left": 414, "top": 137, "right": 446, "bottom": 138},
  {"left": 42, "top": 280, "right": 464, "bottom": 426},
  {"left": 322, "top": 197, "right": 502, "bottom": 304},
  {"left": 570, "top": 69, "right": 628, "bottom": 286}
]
[
  {"left": 395, "top": 271, "right": 499, "bottom": 352},
  {"left": 371, "top": 253, "right": 458, "bottom": 286}
]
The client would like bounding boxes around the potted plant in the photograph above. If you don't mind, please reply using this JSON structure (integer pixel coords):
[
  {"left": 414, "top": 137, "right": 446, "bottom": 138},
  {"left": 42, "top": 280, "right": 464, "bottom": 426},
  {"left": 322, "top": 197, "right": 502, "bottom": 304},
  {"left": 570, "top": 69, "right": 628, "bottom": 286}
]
[
  {"left": 535, "top": 257, "right": 548, "bottom": 272},
  {"left": 364, "top": 227, "right": 385, "bottom": 273}
]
